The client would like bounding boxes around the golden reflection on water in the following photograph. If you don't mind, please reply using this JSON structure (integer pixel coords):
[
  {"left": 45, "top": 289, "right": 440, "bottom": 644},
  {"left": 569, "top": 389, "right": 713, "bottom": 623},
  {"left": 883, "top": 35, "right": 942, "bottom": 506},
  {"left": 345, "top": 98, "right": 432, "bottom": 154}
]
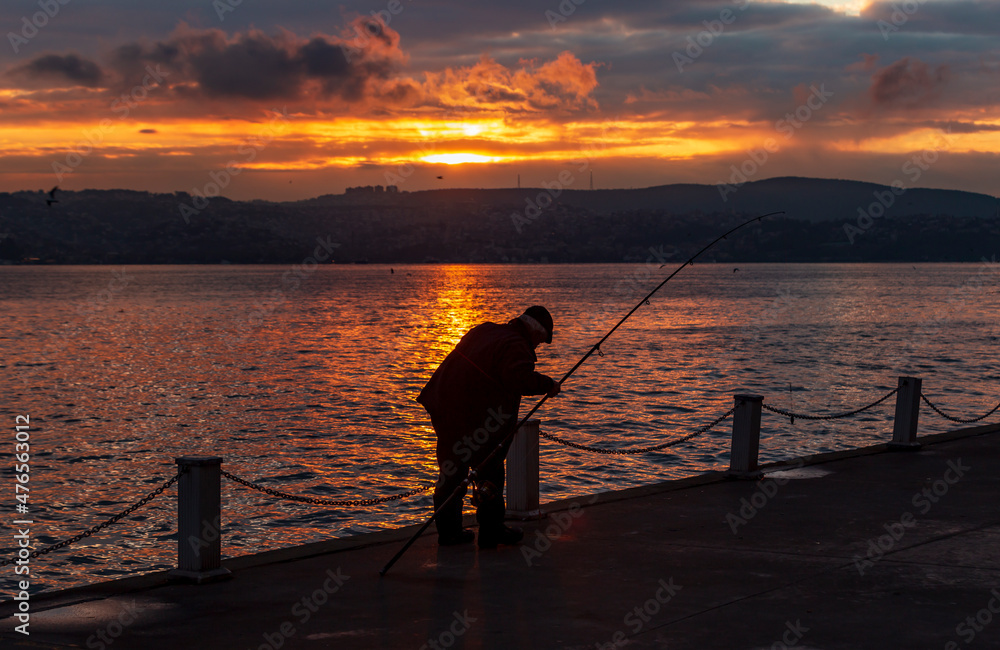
[{"left": 424, "top": 264, "right": 493, "bottom": 358}]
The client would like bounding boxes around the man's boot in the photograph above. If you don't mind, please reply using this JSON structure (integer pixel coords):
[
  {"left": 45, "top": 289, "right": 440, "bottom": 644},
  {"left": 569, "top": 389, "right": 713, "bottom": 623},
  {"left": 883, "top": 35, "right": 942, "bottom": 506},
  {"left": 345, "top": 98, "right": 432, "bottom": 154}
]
[
  {"left": 475, "top": 487, "right": 523, "bottom": 548},
  {"left": 435, "top": 482, "right": 473, "bottom": 546}
]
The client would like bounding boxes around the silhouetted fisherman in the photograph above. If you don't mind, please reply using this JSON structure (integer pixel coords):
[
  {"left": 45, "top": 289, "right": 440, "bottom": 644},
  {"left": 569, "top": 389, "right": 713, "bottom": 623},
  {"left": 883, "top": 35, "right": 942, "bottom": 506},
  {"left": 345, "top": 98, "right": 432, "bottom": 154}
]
[{"left": 418, "top": 306, "right": 561, "bottom": 548}]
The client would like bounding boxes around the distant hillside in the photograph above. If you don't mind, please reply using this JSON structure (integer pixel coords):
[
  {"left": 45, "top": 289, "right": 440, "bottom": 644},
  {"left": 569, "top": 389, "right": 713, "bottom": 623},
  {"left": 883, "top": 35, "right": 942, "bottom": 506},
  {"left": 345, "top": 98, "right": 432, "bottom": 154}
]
[
  {"left": 0, "top": 177, "right": 997, "bottom": 264},
  {"left": 298, "top": 177, "right": 999, "bottom": 222}
]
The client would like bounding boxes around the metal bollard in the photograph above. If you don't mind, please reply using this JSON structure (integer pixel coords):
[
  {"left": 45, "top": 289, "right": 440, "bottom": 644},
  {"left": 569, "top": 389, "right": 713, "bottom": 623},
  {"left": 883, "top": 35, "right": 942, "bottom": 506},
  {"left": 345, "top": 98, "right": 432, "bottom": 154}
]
[
  {"left": 727, "top": 395, "right": 763, "bottom": 479},
  {"left": 889, "top": 376, "right": 922, "bottom": 450},
  {"left": 506, "top": 419, "right": 545, "bottom": 520},
  {"left": 170, "top": 456, "right": 232, "bottom": 583}
]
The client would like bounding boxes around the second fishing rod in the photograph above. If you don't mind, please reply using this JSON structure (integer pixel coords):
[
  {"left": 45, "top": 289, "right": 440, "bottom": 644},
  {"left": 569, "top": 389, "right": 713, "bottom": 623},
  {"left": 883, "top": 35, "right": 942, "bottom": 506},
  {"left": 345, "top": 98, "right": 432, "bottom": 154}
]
[{"left": 379, "top": 210, "right": 783, "bottom": 576}]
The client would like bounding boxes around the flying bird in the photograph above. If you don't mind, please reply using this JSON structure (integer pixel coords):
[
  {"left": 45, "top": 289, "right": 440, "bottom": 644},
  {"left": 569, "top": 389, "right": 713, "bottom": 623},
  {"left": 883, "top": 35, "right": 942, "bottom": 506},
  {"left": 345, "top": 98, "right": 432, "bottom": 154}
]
[
  {"left": 733, "top": 268, "right": 740, "bottom": 273},
  {"left": 46, "top": 186, "right": 59, "bottom": 207},
  {"left": 436, "top": 176, "right": 444, "bottom": 180}
]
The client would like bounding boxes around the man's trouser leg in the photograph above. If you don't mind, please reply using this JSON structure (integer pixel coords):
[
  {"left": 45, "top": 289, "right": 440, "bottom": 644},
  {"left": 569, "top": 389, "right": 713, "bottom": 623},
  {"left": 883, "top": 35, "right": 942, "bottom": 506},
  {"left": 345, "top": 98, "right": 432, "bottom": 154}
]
[
  {"left": 473, "top": 435, "right": 513, "bottom": 534},
  {"left": 434, "top": 438, "right": 469, "bottom": 538}
]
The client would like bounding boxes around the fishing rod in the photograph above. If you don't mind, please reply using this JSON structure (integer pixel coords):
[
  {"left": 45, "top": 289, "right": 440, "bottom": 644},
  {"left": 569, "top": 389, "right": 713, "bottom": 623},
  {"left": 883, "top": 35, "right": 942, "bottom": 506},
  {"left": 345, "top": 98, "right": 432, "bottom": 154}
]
[{"left": 379, "top": 210, "right": 783, "bottom": 577}]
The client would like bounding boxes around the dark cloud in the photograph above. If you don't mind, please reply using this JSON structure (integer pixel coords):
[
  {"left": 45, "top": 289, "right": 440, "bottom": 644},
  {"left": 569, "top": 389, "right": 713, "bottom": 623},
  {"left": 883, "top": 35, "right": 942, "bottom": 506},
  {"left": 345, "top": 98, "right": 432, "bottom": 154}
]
[
  {"left": 186, "top": 31, "right": 305, "bottom": 99},
  {"left": 7, "top": 54, "right": 104, "bottom": 88},
  {"left": 139, "top": 128, "right": 158, "bottom": 133},
  {"left": 0, "top": 22, "right": 405, "bottom": 101},
  {"left": 163, "top": 24, "right": 403, "bottom": 100},
  {"left": 300, "top": 37, "right": 350, "bottom": 77},
  {"left": 109, "top": 41, "right": 182, "bottom": 89},
  {"left": 870, "top": 57, "right": 949, "bottom": 108}
]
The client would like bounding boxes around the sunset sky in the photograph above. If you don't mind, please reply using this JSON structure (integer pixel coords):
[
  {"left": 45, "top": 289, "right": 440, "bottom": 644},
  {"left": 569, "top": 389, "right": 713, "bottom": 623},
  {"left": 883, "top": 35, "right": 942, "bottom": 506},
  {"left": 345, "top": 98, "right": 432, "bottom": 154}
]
[{"left": 1, "top": 0, "right": 997, "bottom": 200}]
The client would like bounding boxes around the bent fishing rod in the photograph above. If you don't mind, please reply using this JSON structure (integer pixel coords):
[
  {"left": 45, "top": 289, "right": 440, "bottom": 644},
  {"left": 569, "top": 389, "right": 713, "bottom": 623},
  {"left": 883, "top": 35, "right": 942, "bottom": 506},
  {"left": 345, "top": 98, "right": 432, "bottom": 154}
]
[{"left": 379, "top": 210, "right": 783, "bottom": 577}]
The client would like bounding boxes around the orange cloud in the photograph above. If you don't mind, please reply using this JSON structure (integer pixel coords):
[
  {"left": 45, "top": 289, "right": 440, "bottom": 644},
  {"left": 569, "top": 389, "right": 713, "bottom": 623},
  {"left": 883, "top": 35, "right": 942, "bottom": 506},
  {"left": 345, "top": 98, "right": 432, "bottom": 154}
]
[
  {"left": 533, "top": 51, "right": 600, "bottom": 101},
  {"left": 418, "top": 51, "right": 599, "bottom": 114}
]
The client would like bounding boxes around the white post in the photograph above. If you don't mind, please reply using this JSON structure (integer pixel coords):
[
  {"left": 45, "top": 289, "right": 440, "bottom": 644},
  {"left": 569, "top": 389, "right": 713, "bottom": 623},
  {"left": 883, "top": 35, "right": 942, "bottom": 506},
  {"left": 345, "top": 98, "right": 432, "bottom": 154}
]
[
  {"left": 170, "top": 456, "right": 232, "bottom": 583},
  {"left": 727, "top": 395, "right": 763, "bottom": 479},
  {"left": 506, "top": 419, "right": 544, "bottom": 520},
  {"left": 889, "top": 376, "right": 922, "bottom": 450}
]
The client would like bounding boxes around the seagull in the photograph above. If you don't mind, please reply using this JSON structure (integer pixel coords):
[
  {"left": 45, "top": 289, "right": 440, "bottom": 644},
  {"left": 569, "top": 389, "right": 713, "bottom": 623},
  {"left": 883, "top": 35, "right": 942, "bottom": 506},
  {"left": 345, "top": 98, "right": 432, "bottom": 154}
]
[
  {"left": 436, "top": 176, "right": 444, "bottom": 180},
  {"left": 733, "top": 268, "right": 740, "bottom": 273},
  {"left": 46, "top": 186, "right": 59, "bottom": 207}
]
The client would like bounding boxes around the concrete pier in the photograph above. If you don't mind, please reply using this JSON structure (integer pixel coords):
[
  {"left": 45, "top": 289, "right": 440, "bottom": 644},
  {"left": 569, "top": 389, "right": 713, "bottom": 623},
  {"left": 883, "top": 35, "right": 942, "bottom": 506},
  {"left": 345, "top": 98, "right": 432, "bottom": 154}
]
[{"left": 3, "top": 422, "right": 1000, "bottom": 649}]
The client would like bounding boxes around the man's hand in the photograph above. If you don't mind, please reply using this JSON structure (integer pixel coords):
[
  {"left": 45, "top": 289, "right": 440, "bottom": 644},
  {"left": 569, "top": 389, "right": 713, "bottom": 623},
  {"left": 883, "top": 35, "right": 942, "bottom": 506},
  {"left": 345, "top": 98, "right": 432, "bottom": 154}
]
[{"left": 547, "top": 380, "right": 561, "bottom": 398}]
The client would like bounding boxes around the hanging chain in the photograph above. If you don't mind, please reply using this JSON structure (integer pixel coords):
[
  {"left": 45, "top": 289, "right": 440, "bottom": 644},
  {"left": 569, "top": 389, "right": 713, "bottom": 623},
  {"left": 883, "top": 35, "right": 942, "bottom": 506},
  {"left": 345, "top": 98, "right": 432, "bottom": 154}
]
[
  {"left": 0, "top": 469, "right": 184, "bottom": 567},
  {"left": 538, "top": 406, "right": 736, "bottom": 455},
  {"left": 221, "top": 470, "right": 432, "bottom": 506},
  {"left": 920, "top": 393, "right": 1000, "bottom": 424},
  {"left": 761, "top": 387, "right": 899, "bottom": 423}
]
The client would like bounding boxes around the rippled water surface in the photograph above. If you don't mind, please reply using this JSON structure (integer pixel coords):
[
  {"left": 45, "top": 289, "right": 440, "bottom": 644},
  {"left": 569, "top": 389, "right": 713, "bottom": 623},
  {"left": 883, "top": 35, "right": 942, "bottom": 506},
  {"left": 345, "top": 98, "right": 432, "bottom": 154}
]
[{"left": 2, "top": 263, "right": 1000, "bottom": 592}]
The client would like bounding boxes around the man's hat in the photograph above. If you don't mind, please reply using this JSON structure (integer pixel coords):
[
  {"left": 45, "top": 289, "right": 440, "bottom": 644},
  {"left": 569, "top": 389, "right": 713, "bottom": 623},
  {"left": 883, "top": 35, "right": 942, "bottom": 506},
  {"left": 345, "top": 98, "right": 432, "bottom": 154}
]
[{"left": 521, "top": 305, "right": 553, "bottom": 344}]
